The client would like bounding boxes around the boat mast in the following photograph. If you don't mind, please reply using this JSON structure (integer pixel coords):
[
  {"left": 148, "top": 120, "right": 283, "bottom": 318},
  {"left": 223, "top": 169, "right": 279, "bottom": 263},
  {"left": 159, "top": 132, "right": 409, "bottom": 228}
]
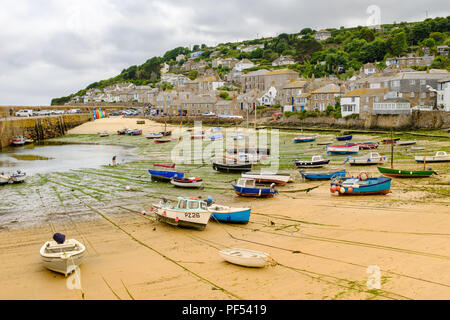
[
  {"left": 390, "top": 130, "right": 394, "bottom": 169},
  {"left": 424, "top": 141, "right": 427, "bottom": 170}
]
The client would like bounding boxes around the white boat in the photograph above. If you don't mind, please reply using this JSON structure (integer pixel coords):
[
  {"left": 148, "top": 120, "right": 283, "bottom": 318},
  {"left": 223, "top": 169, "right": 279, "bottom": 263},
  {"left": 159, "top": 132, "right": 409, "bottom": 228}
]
[
  {"left": 415, "top": 151, "right": 450, "bottom": 163},
  {"left": 242, "top": 172, "right": 293, "bottom": 185},
  {"left": 98, "top": 131, "right": 109, "bottom": 137},
  {"left": 219, "top": 249, "right": 270, "bottom": 268},
  {"left": 411, "top": 146, "right": 425, "bottom": 151},
  {"left": 0, "top": 173, "right": 10, "bottom": 185},
  {"left": 396, "top": 140, "right": 417, "bottom": 146},
  {"left": 170, "top": 177, "right": 204, "bottom": 188},
  {"left": 10, "top": 170, "right": 26, "bottom": 183},
  {"left": 152, "top": 197, "right": 211, "bottom": 230},
  {"left": 327, "top": 145, "right": 359, "bottom": 155},
  {"left": 40, "top": 238, "right": 86, "bottom": 276},
  {"left": 346, "top": 152, "right": 387, "bottom": 166}
]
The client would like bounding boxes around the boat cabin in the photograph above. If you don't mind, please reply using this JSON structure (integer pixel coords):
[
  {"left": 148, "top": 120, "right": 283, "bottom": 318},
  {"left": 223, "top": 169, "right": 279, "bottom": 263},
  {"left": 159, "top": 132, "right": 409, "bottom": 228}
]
[
  {"left": 236, "top": 178, "right": 257, "bottom": 188},
  {"left": 175, "top": 197, "right": 208, "bottom": 211},
  {"left": 311, "top": 155, "right": 324, "bottom": 162}
]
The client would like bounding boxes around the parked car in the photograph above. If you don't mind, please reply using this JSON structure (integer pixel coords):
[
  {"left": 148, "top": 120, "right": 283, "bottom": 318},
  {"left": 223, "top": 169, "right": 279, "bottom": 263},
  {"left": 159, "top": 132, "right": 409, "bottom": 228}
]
[
  {"left": 15, "top": 110, "right": 34, "bottom": 117},
  {"left": 36, "top": 110, "right": 52, "bottom": 116},
  {"left": 69, "top": 109, "right": 82, "bottom": 114},
  {"left": 51, "top": 110, "right": 64, "bottom": 115}
]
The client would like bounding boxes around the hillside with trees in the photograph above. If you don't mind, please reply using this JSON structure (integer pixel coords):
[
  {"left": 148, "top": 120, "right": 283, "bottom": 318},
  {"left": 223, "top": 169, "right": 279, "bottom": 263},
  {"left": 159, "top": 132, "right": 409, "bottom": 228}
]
[{"left": 52, "top": 16, "right": 450, "bottom": 105}]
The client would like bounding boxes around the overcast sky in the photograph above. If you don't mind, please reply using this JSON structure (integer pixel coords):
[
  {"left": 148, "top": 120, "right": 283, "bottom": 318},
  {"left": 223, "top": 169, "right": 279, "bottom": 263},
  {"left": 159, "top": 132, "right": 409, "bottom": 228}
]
[{"left": 1, "top": 0, "right": 448, "bottom": 106}]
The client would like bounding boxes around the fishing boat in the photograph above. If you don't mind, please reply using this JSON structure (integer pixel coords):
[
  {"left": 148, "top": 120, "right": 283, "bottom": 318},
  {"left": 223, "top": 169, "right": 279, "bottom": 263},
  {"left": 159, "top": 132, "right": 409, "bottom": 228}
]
[
  {"left": 241, "top": 172, "right": 293, "bottom": 185},
  {"left": 294, "top": 136, "right": 317, "bottom": 143},
  {"left": 210, "top": 134, "right": 223, "bottom": 141},
  {"left": 345, "top": 152, "right": 387, "bottom": 166},
  {"left": 301, "top": 169, "right": 346, "bottom": 181},
  {"left": 357, "top": 142, "right": 379, "bottom": 150},
  {"left": 294, "top": 155, "right": 330, "bottom": 168},
  {"left": 219, "top": 249, "right": 270, "bottom": 268},
  {"left": 212, "top": 161, "right": 252, "bottom": 173},
  {"left": 117, "top": 128, "right": 129, "bottom": 135},
  {"left": 381, "top": 138, "right": 400, "bottom": 144},
  {"left": 377, "top": 167, "right": 437, "bottom": 178},
  {"left": 227, "top": 148, "right": 271, "bottom": 156},
  {"left": 40, "top": 233, "right": 86, "bottom": 276},
  {"left": 327, "top": 145, "right": 359, "bottom": 155},
  {"left": 154, "top": 139, "right": 172, "bottom": 144},
  {"left": 317, "top": 141, "right": 334, "bottom": 146},
  {"left": 208, "top": 205, "right": 251, "bottom": 224},
  {"left": 170, "top": 177, "right": 203, "bottom": 188},
  {"left": 191, "top": 134, "right": 206, "bottom": 140},
  {"left": 160, "top": 131, "right": 172, "bottom": 137},
  {"left": 415, "top": 151, "right": 450, "bottom": 163},
  {"left": 411, "top": 146, "right": 425, "bottom": 151},
  {"left": 10, "top": 135, "right": 26, "bottom": 146},
  {"left": 396, "top": 140, "right": 417, "bottom": 146},
  {"left": 152, "top": 197, "right": 211, "bottom": 230},
  {"left": 10, "top": 170, "right": 26, "bottom": 183},
  {"left": 336, "top": 135, "right": 353, "bottom": 141},
  {"left": 148, "top": 170, "right": 184, "bottom": 182},
  {"left": 146, "top": 133, "right": 164, "bottom": 139},
  {"left": 98, "top": 132, "right": 109, "bottom": 137},
  {"left": 330, "top": 174, "right": 392, "bottom": 196},
  {"left": 154, "top": 163, "right": 176, "bottom": 169},
  {"left": 232, "top": 178, "right": 278, "bottom": 198},
  {"left": 128, "top": 129, "right": 143, "bottom": 136}
]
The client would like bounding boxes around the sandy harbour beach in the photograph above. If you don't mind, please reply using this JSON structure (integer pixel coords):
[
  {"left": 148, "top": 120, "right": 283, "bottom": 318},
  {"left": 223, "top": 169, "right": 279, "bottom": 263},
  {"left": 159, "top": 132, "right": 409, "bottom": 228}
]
[{"left": 0, "top": 117, "right": 449, "bottom": 300}]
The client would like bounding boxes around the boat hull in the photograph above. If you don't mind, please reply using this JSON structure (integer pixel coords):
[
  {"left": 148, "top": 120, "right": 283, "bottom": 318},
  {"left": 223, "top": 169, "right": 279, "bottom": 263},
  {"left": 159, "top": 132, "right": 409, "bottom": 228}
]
[
  {"left": 219, "top": 249, "right": 269, "bottom": 268},
  {"left": 213, "top": 163, "right": 252, "bottom": 173},
  {"left": 170, "top": 179, "right": 203, "bottom": 188},
  {"left": 232, "top": 185, "right": 278, "bottom": 198},
  {"left": 294, "top": 138, "right": 316, "bottom": 143},
  {"left": 209, "top": 208, "right": 251, "bottom": 224},
  {"left": 295, "top": 160, "right": 330, "bottom": 168},
  {"left": 153, "top": 205, "right": 211, "bottom": 230},
  {"left": 377, "top": 167, "right": 436, "bottom": 178},
  {"left": 336, "top": 135, "right": 352, "bottom": 141},
  {"left": 332, "top": 177, "right": 392, "bottom": 196},
  {"left": 241, "top": 173, "right": 291, "bottom": 185},
  {"left": 148, "top": 170, "right": 184, "bottom": 182},
  {"left": 301, "top": 170, "right": 346, "bottom": 180}
]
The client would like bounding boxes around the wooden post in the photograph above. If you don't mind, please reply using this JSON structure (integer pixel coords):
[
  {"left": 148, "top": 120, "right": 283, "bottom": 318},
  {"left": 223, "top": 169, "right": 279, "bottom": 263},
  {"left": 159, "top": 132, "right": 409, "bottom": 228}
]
[
  {"left": 424, "top": 141, "right": 427, "bottom": 170},
  {"left": 390, "top": 130, "right": 394, "bottom": 169}
]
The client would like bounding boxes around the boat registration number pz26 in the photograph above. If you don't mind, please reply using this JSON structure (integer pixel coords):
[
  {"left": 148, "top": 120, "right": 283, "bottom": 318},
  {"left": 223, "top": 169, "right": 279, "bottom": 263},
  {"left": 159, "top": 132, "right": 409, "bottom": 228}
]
[{"left": 185, "top": 212, "right": 201, "bottom": 219}]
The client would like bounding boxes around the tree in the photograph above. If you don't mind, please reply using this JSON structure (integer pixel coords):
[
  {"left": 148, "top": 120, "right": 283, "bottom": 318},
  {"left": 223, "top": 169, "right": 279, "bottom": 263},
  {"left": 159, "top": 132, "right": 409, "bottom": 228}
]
[
  {"left": 391, "top": 31, "right": 408, "bottom": 56},
  {"left": 359, "top": 27, "right": 375, "bottom": 42},
  {"left": 250, "top": 48, "right": 264, "bottom": 59},
  {"left": 359, "top": 38, "right": 387, "bottom": 63},
  {"left": 188, "top": 70, "right": 198, "bottom": 80},
  {"left": 429, "top": 32, "right": 445, "bottom": 43},
  {"left": 300, "top": 28, "right": 314, "bottom": 36},
  {"left": 294, "top": 37, "right": 322, "bottom": 63},
  {"left": 422, "top": 38, "right": 436, "bottom": 49},
  {"left": 410, "top": 23, "right": 431, "bottom": 45},
  {"left": 192, "top": 44, "right": 200, "bottom": 51}
]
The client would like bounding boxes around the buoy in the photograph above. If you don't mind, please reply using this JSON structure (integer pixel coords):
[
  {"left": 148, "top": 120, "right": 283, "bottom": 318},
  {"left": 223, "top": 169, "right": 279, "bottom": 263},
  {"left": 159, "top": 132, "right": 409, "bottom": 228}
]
[
  {"left": 150, "top": 208, "right": 154, "bottom": 212},
  {"left": 336, "top": 186, "right": 341, "bottom": 192},
  {"left": 141, "top": 211, "right": 147, "bottom": 216},
  {"left": 175, "top": 218, "right": 180, "bottom": 222},
  {"left": 348, "top": 187, "right": 353, "bottom": 193},
  {"left": 125, "top": 186, "right": 131, "bottom": 191},
  {"left": 330, "top": 186, "right": 337, "bottom": 193},
  {"left": 340, "top": 187, "right": 345, "bottom": 194}
]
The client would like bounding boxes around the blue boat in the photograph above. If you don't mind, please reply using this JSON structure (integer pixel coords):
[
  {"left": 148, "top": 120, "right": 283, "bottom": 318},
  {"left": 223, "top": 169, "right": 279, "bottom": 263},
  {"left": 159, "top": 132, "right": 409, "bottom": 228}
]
[
  {"left": 210, "top": 134, "right": 223, "bottom": 141},
  {"left": 330, "top": 175, "right": 391, "bottom": 196},
  {"left": 301, "top": 170, "right": 346, "bottom": 180},
  {"left": 208, "top": 205, "right": 251, "bottom": 224},
  {"left": 232, "top": 178, "right": 278, "bottom": 198},
  {"left": 294, "top": 136, "right": 317, "bottom": 143},
  {"left": 336, "top": 135, "right": 353, "bottom": 141},
  {"left": 148, "top": 170, "right": 184, "bottom": 182}
]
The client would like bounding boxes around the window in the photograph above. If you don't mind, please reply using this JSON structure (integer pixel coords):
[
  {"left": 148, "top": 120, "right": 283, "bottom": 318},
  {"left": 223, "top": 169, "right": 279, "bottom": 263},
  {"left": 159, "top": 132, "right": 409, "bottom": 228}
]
[
  {"left": 366, "top": 97, "right": 369, "bottom": 103},
  {"left": 409, "top": 80, "right": 415, "bottom": 85},
  {"left": 392, "top": 80, "right": 400, "bottom": 87},
  {"left": 420, "top": 92, "right": 426, "bottom": 98},
  {"left": 410, "top": 92, "right": 415, "bottom": 97},
  {"left": 420, "top": 80, "right": 426, "bottom": 85},
  {"left": 375, "top": 96, "right": 380, "bottom": 102},
  {"left": 351, "top": 97, "right": 355, "bottom": 103},
  {"left": 179, "top": 200, "right": 187, "bottom": 209},
  {"left": 188, "top": 201, "right": 199, "bottom": 209},
  {"left": 430, "top": 92, "right": 435, "bottom": 97}
]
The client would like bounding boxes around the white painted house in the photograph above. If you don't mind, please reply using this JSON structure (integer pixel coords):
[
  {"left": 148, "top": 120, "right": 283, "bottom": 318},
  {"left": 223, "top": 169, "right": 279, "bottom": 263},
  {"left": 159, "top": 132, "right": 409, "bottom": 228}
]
[
  {"left": 258, "top": 87, "right": 277, "bottom": 106},
  {"left": 234, "top": 59, "right": 255, "bottom": 71},
  {"left": 437, "top": 77, "right": 450, "bottom": 111},
  {"left": 340, "top": 96, "right": 360, "bottom": 117}
]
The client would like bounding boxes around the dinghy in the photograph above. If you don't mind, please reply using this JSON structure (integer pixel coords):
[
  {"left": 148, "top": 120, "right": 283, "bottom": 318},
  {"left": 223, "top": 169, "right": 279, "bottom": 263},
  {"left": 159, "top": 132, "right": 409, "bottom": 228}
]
[
  {"left": 40, "top": 233, "right": 86, "bottom": 276},
  {"left": 170, "top": 177, "right": 203, "bottom": 188},
  {"left": 295, "top": 155, "right": 330, "bottom": 168},
  {"left": 146, "top": 133, "right": 164, "bottom": 139},
  {"left": 396, "top": 140, "right": 417, "bottom": 146},
  {"left": 117, "top": 128, "right": 129, "bottom": 135},
  {"left": 336, "top": 135, "right": 353, "bottom": 141},
  {"left": 10, "top": 135, "right": 26, "bottom": 146},
  {"left": 241, "top": 172, "right": 293, "bottom": 185},
  {"left": 327, "top": 145, "right": 359, "bottom": 155},
  {"left": 345, "top": 152, "right": 387, "bottom": 166},
  {"left": 148, "top": 170, "right": 184, "bottom": 182},
  {"left": 212, "top": 161, "right": 252, "bottom": 173},
  {"left": 415, "top": 151, "right": 450, "bottom": 163},
  {"left": 152, "top": 197, "right": 211, "bottom": 230},
  {"left": 357, "top": 142, "right": 379, "bottom": 150},
  {"left": 294, "top": 136, "right": 317, "bottom": 143},
  {"left": 154, "top": 139, "right": 172, "bottom": 144},
  {"left": 301, "top": 169, "right": 346, "bottom": 181},
  {"left": 128, "top": 129, "right": 143, "bottom": 136},
  {"left": 232, "top": 178, "right": 278, "bottom": 198},
  {"left": 10, "top": 170, "right": 26, "bottom": 183},
  {"left": 0, "top": 172, "right": 11, "bottom": 185},
  {"left": 219, "top": 249, "right": 270, "bottom": 268},
  {"left": 98, "top": 132, "right": 109, "bottom": 137},
  {"left": 208, "top": 205, "right": 251, "bottom": 224},
  {"left": 154, "top": 163, "right": 176, "bottom": 169}
]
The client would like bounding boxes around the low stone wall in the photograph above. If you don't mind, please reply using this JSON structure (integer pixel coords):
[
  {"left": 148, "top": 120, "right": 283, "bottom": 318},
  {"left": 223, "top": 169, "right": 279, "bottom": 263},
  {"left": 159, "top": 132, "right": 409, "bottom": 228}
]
[
  {"left": 265, "top": 111, "right": 450, "bottom": 130},
  {"left": 0, "top": 114, "right": 92, "bottom": 148},
  {"left": 152, "top": 116, "right": 244, "bottom": 126}
]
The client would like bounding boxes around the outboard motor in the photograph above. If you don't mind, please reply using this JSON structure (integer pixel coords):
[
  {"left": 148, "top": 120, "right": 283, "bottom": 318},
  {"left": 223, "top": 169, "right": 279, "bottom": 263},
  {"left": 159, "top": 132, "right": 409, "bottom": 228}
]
[
  {"left": 206, "top": 196, "right": 213, "bottom": 206},
  {"left": 53, "top": 233, "right": 66, "bottom": 244}
]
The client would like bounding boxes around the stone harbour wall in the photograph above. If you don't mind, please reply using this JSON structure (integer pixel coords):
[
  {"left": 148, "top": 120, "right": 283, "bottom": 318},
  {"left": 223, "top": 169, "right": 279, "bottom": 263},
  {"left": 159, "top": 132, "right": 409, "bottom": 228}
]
[{"left": 0, "top": 114, "right": 92, "bottom": 148}]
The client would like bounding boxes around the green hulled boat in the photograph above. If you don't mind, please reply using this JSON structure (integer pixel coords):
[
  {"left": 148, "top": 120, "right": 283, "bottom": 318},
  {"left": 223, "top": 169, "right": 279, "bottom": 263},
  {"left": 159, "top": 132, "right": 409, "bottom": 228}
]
[{"left": 377, "top": 167, "right": 436, "bottom": 178}]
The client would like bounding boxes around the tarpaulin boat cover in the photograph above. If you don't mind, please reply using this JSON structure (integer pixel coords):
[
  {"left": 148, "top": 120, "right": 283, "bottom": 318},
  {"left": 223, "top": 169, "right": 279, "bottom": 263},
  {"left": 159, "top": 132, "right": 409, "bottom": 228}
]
[{"left": 53, "top": 233, "right": 66, "bottom": 244}]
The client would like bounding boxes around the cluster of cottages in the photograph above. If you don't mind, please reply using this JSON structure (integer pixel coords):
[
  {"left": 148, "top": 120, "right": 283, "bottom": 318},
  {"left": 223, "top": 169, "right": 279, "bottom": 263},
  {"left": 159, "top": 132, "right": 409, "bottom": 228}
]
[{"left": 69, "top": 43, "right": 450, "bottom": 119}]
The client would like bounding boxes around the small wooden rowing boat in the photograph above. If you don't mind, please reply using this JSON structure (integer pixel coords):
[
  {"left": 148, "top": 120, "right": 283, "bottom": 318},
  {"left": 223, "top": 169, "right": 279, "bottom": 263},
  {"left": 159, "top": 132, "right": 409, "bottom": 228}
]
[
  {"left": 0, "top": 172, "right": 11, "bottom": 185},
  {"left": 128, "top": 129, "right": 143, "bottom": 136},
  {"left": 415, "top": 151, "right": 450, "bottom": 163},
  {"left": 148, "top": 170, "right": 184, "bottom": 182},
  {"left": 336, "top": 135, "right": 352, "bottom": 141},
  {"left": 160, "top": 131, "right": 172, "bottom": 137},
  {"left": 381, "top": 138, "right": 400, "bottom": 144},
  {"left": 301, "top": 169, "right": 346, "bottom": 181},
  {"left": 40, "top": 234, "right": 86, "bottom": 276},
  {"left": 154, "top": 163, "right": 176, "bottom": 169},
  {"left": 146, "top": 133, "right": 164, "bottom": 139},
  {"left": 357, "top": 142, "right": 379, "bottom": 150},
  {"left": 327, "top": 145, "right": 359, "bottom": 155},
  {"left": 98, "top": 132, "right": 109, "bottom": 137},
  {"left": 208, "top": 205, "right": 251, "bottom": 224},
  {"left": 152, "top": 197, "right": 211, "bottom": 230},
  {"left": 10, "top": 170, "right": 26, "bottom": 183},
  {"left": 219, "top": 249, "right": 269, "bottom": 268},
  {"left": 396, "top": 140, "right": 417, "bottom": 146},
  {"left": 411, "top": 146, "right": 425, "bottom": 151},
  {"left": 294, "top": 136, "right": 317, "bottom": 143},
  {"left": 170, "top": 177, "right": 203, "bottom": 188},
  {"left": 241, "top": 172, "right": 293, "bottom": 185},
  {"left": 331, "top": 175, "right": 392, "bottom": 196},
  {"left": 295, "top": 155, "right": 330, "bottom": 168},
  {"left": 212, "top": 162, "right": 252, "bottom": 173},
  {"left": 154, "top": 139, "right": 172, "bottom": 144},
  {"left": 232, "top": 178, "right": 278, "bottom": 198}
]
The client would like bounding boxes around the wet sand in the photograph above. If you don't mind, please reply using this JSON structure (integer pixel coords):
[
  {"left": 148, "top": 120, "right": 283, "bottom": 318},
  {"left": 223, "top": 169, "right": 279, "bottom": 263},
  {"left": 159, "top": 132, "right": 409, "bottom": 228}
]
[{"left": 1, "top": 117, "right": 449, "bottom": 300}]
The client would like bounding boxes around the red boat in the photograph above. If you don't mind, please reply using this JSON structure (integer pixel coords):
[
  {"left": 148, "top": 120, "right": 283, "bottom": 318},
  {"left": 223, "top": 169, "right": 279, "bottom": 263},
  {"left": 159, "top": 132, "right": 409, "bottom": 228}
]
[
  {"left": 154, "top": 163, "right": 176, "bottom": 169},
  {"left": 154, "top": 139, "right": 172, "bottom": 144},
  {"left": 332, "top": 143, "right": 358, "bottom": 148},
  {"left": 357, "top": 142, "right": 379, "bottom": 150}
]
